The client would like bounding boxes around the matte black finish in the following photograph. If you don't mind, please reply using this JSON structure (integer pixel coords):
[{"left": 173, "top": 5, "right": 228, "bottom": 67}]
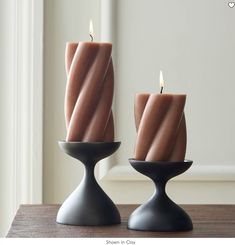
[
  {"left": 128, "top": 159, "right": 193, "bottom": 231},
  {"left": 56, "top": 141, "right": 121, "bottom": 226}
]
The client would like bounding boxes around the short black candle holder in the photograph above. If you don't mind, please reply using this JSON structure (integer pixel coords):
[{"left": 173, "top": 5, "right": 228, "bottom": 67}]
[
  {"left": 56, "top": 141, "right": 121, "bottom": 226},
  {"left": 128, "top": 159, "right": 193, "bottom": 232}
]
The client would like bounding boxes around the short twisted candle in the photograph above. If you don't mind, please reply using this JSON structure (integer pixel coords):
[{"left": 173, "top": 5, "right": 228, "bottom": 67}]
[{"left": 134, "top": 94, "right": 186, "bottom": 162}]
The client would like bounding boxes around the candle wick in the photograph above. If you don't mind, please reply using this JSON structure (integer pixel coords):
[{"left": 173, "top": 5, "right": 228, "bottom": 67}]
[
  {"left": 160, "top": 86, "right": 163, "bottom": 94},
  {"left": 90, "top": 34, "right": 94, "bottom": 42}
]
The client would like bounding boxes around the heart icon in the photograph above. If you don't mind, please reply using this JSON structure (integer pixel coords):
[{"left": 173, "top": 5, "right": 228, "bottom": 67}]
[{"left": 228, "top": 2, "right": 235, "bottom": 8}]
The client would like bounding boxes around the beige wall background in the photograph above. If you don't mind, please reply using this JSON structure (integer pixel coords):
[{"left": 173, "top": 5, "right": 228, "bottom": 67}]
[{"left": 43, "top": 0, "right": 235, "bottom": 205}]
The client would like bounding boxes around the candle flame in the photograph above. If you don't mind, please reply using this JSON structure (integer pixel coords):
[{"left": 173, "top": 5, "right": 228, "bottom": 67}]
[
  {"left": 89, "top": 19, "right": 94, "bottom": 42},
  {"left": 159, "top": 70, "right": 164, "bottom": 93}
]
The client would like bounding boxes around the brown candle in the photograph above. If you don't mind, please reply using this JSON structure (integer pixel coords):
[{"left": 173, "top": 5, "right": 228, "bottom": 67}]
[
  {"left": 134, "top": 73, "right": 187, "bottom": 162},
  {"left": 64, "top": 42, "right": 114, "bottom": 142}
]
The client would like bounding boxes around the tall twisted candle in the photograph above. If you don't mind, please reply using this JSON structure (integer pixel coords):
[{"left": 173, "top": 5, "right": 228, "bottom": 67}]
[
  {"left": 134, "top": 93, "right": 186, "bottom": 162},
  {"left": 64, "top": 42, "right": 114, "bottom": 142}
]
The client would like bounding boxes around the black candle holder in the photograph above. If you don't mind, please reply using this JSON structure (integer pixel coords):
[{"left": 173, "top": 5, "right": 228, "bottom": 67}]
[
  {"left": 56, "top": 141, "right": 121, "bottom": 226},
  {"left": 128, "top": 159, "right": 193, "bottom": 231}
]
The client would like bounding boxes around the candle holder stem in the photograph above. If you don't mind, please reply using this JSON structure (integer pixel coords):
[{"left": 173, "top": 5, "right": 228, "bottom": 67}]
[{"left": 56, "top": 141, "right": 121, "bottom": 226}]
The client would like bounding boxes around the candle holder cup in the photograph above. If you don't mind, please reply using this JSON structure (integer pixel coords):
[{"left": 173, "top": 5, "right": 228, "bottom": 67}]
[
  {"left": 56, "top": 141, "right": 121, "bottom": 226},
  {"left": 128, "top": 159, "right": 193, "bottom": 231}
]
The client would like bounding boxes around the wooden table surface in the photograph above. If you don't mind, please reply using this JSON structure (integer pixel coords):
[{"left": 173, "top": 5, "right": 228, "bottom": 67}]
[{"left": 7, "top": 204, "right": 235, "bottom": 238}]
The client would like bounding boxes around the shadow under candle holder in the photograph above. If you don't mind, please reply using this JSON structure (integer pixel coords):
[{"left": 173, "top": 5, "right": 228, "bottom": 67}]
[
  {"left": 128, "top": 158, "right": 193, "bottom": 232},
  {"left": 56, "top": 141, "right": 121, "bottom": 226}
]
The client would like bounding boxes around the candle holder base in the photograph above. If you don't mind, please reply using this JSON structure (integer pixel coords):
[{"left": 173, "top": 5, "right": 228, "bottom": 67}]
[
  {"left": 56, "top": 141, "right": 121, "bottom": 226},
  {"left": 128, "top": 159, "right": 193, "bottom": 231}
]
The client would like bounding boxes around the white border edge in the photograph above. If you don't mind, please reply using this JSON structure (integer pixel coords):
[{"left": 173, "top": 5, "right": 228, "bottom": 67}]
[
  {"left": 100, "top": 164, "right": 235, "bottom": 182},
  {"left": 13, "top": 0, "right": 43, "bottom": 209}
]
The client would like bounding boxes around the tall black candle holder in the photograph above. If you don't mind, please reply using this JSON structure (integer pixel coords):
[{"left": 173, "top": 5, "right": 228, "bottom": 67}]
[
  {"left": 128, "top": 159, "right": 193, "bottom": 231},
  {"left": 56, "top": 141, "right": 121, "bottom": 226}
]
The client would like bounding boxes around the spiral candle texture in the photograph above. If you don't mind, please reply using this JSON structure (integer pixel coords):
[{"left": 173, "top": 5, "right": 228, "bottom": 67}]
[
  {"left": 134, "top": 93, "right": 187, "bottom": 162},
  {"left": 64, "top": 42, "right": 114, "bottom": 142}
]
